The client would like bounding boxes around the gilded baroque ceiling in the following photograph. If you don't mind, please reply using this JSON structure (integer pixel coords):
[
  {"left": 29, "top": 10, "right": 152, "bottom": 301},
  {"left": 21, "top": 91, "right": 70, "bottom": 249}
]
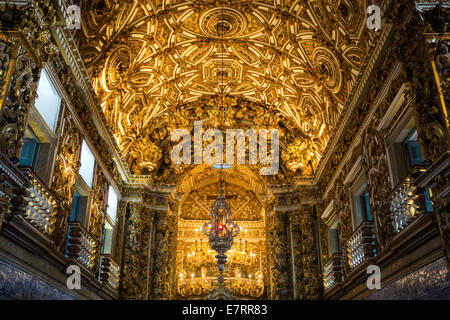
[{"left": 80, "top": 0, "right": 373, "bottom": 178}]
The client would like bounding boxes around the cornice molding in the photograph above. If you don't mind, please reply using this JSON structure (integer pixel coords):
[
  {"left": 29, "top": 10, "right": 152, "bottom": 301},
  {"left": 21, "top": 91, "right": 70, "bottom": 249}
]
[
  {"left": 316, "top": 23, "right": 394, "bottom": 186},
  {"left": 323, "top": 58, "right": 404, "bottom": 200},
  {"left": 51, "top": 0, "right": 131, "bottom": 185}
]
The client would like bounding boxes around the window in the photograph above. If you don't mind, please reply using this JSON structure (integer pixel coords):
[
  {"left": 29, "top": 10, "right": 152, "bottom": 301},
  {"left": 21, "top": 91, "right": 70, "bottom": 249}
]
[
  {"left": 328, "top": 221, "right": 341, "bottom": 257},
  {"left": 18, "top": 68, "right": 61, "bottom": 185},
  {"left": 79, "top": 140, "right": 95, "bottom": 187},
  {"left": 424, "top": 188, "right": 434, "bottom": 213},
  {"left": 359, "top": 190, "right": 372, "bottom": 222},
  {"left": 102, "top": 186, "right": 119, "bottom": 255},
  {"left": 107, "top": 186, "right": 118, "bottom": 223},
  {"left": 350, "top": 175, "right": 373, "bottom": 230},
  {"left": 387, "top": 113, "right": 432, "bottom": 214},
  {"left": 387, "top": 114, "right": 424, "bottom": 186},
  {"left": 18, "top": 124, "right": 54, "bottom": 183},
  {"left": 35, "top": 69, "right": 61, "bottom": 132},
  {"left": 402, "top": 129, "right": 424, "bottom": 168},
  {"left": 102, "top": 221, "right": 114, "bottom": 254},
  {"left": 354, "top": 184, "right": 372, "bottom": 227},
  {"left": 19, "top": 127, "right": 41, "bottom": 169},
  {"left": 70, "top": 141, "right": 96, "bottom": 227},
  {"left": 70, "top": 180, "right": 90, "bottom": 227}
]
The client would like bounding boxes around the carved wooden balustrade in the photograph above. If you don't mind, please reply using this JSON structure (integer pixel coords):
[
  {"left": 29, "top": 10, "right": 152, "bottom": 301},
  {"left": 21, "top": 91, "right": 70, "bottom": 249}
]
[
  {"left": 67, "top": 222, "right": 97, "bottom": 270},
  {"left": 389, "top": 177, "right": 420, "bottom": 234},
  {"left": 346, "top": 221, "right": 376, "bottom": 269},
  {"left": 99, "top": 254, "right": 120, "bottom": 289},
  {"left": 0, "top": 154, "right": 29, "bottom": 231},
  {"left": 323, "top": 253, "right": 343, "bottom": 290},
  {"left": 21, "top": 169, "right": 58, "bottom": 238}
]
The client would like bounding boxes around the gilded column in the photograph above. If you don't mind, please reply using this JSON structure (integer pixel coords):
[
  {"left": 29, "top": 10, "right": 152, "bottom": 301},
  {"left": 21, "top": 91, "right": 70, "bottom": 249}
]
[
  {"left": 145, "top": 213, "right": 155, "bottom": 300},
  {"left": 120, "top": 202, "right": 148, "bottom": 299},
  {"left": 315, "top": 202, "right": 329, "bottom": 287},
  {"left": 50, "top": 113, "right": 82, "bottom": 251},
  {"left": 299, "top": 204, "right": 321, "bottom": 299},
  {"left": 89, "top": 164, "right": 109, "bottom": 276},
  {"left": 287, "top": 210, "right": 302, "bottom": 299},
  {"left": 113, "top": 200, "right": 128, "bottom": 264},
  {"left": 149, "top": 192, "right": 180, "bottom": 299},
  {"left": 265, "top": 195, "right": 291, "bottom": 300}
]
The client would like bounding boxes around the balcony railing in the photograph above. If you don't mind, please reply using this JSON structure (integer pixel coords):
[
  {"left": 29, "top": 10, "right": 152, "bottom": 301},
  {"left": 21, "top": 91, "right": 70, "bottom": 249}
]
[
  {"left": 22, "top": 169, "right": 58, "bottom": 238},
  {"left": 323, "top": 253, "right": 343, "bottom": 290},
  {"left": 346, "top": 221, "right": 376, "bottom": 269},
  {"left": 99, "top": 254, "right": 120, "bottom": 289},
  {"left": 67, "top": 222, "right": 97, "bottom": 270},
  {"left": 390, "top": 177, "right": 420, "bottom": 234}
]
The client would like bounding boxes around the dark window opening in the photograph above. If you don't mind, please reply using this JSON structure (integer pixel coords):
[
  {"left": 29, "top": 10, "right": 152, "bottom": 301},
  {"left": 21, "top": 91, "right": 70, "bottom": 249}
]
[
  {"left": 329, "top": 228, "right": 341, "bottom": 255},
  {"left": 70, "top": 189, "right": 89, "bottom": 227},
  {"left": 359, "top": 191, "right": 372, "bottom": 222},
  {"left": 424, "top": 188, "right": 434, "bottom": 213},
  {"left": 402, "top": 128, "right": 424, "bottom": 168},
  {"left": 18, "top": 127, "right": 51, "bottom": 182}
]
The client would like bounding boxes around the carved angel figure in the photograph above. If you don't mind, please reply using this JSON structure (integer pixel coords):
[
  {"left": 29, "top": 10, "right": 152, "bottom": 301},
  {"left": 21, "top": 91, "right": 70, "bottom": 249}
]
[
  {"left": 0, "top": 41, "right": 10, "bottom": 82},
  {"left": 0, "top": 123, "right": 18, "bottom": 160},
  {"left": 436, "top": 43, "right": 450, "bottom": 77},
  {"left": 436, "top": 42, "right": 450, "bottom": 80}
]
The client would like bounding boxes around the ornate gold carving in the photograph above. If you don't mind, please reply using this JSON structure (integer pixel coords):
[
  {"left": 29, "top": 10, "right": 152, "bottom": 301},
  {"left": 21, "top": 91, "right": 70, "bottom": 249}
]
[
  {"left": 80, "top": 0, "right": 372, "bottom": 177},
  {"left": 299, "top": 205, "right": 321, "bottom": 299},
  {"left": 89, "top": 167, "right": 108, "bottom": 241},
  {"left": 89, "top": 165, "right": 109, "bottom": 273},
  {"left": 120, "top": 202, "right": 153, "bottom": 299},
  {"left": 0, "top": 48, "right": 38, "bottom": 163},
  {"left": 363, "top": 127, "right": 392, "bottom": 248},
  {"left": 0, "top": 36, "right": 16, "bottom": 106},
  {"left": 181, "top": 182, "right": 262, "bottom": 221},
  {"left": 51, "top": 114, "right": 82, "bottom": 250}
]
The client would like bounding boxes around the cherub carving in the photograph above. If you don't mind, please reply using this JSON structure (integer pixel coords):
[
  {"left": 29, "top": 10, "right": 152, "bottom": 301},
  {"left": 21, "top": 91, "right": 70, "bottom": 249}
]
[
  {"left": 0, "top": 41, "right": 10, "bottom": 82},
  {"left": 435, "top": 42, "right": 450, "bottom": 80}
]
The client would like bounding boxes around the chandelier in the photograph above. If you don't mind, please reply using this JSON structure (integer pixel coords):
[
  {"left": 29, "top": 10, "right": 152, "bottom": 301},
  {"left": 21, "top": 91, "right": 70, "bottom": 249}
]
[
  {"left": 201, "top": 181, "right": 240, "bottom": 298},
  {"left": 202, "top": 182, "right": 240, "bottom": 271}
]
